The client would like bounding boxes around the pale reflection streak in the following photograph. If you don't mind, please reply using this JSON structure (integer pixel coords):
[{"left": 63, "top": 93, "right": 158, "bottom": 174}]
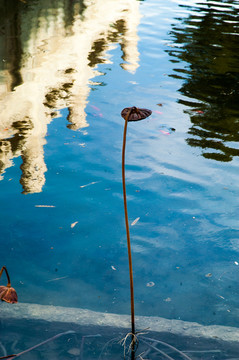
[{"left": 0, "top": 0, "right": 140, "bottom": 193}]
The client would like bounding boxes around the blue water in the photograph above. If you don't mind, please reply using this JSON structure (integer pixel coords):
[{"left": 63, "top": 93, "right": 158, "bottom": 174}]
[{"left": 0, "top": 0, "right": 239, "bottom": 332}]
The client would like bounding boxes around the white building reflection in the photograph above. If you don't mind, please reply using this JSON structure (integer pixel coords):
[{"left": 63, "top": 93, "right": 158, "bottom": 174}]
[{"left": 0, "top": 0, "right": 140, "bottom": 193}]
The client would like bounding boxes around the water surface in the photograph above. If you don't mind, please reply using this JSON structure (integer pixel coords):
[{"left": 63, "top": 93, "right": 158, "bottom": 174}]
[{"left": 0, "top": 0, "right": 239, "bottom": 335}]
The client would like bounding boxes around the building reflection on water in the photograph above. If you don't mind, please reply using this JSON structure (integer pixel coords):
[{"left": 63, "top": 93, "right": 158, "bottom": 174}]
[
  {"left": 0, "top": 0, "right": 140, "bottom": 193},
  {"left": 167, "top": 0, "right": 239, "bottom": 162}
]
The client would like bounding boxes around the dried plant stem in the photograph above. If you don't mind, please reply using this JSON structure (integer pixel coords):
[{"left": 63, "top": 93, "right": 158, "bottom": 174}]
[
  {"left": 139, "top": 339, "right": 175, "bottom": 360},
  {"left": 0, "top": 330, "right": 75, "bottom": 360},
  {"left": 98, "top": 336, "right": 120, "bottom": 360},
  {"left": 122, "top": 108, "right": 136, "bottom": 359},
  {"left": 140, "top": 336, "right": 193, "bottom": 360},
  {"left": 140, "top": 341, "right": 158, "bottom": 359},
  {"left": 0, "top": 343, "right": 8, "bottom": 357},
  {"left": 80, "top": 334, "right": 101, "bottom": 360}
]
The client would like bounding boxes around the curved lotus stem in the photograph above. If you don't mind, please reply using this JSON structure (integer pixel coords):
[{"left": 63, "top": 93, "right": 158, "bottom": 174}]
[
  {"left": 121, "top": 106, "right": 152, "bottom": 360},
  {"left": 0, "top": 266, "right": 18, "bottom": 304},
  {"left": 121, "top": 108, "right": 135, "bottom": 339},
  {"left": 0, "top": 266, "right": 12, "bottom": 286}
]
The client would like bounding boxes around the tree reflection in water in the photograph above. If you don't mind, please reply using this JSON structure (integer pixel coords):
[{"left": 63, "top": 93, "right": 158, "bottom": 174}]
[
  {"left": 166, "top": 0, "right": 239, "bottom": 162},
  {"left": 0, "top": 0, "right": 140, "bottom": 193}
]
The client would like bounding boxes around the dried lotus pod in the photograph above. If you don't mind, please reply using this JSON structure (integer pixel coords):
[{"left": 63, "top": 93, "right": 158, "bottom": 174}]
[
  {"left": 0, "top": 285, "right": 18, "bottom": 303},
  {"left": 0, "top": 266, "right": 18, "bottom": 304},
  {"left": 121, "top": 106, "right": 152, "bottom": 121}
]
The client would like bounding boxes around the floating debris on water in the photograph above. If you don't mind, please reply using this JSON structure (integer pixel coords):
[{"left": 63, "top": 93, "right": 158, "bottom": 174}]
[
  {"left": 146, "top": 281, "right": 155, "bottom": 287},
  {"left": 131, "top": 217, "right": 140, "bottom": 226},
  {"left": 159, "top": 124, "right": 176, "bottom": 135},
  {"left": 67, "top": 348, "right": 81, "bottom": 356},
  {"left": 46, "top": 276, "right": 68, "bottom": 283},
  {"left": 35, "top": 205, "right": 55, "bottom": 208},
  {"left": 71, "top": 221, "right": 78, "bottom": 228},
  {"left": 89, "top": 104, "right": 103, "bottom": 117},
  {"left": 80, "top": 181, "right": 100, "bottom": 188},
  {"left": 164, "top": 297, "right": 172, "bottom": 302},
  {"left": 205, "top": 273, "right": 212, "bottom": 278},
  {"left": 192, "top": 109, "right": 204, "bottom": 114}
]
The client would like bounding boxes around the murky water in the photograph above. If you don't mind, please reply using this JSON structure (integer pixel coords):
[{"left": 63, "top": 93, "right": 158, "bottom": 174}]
[
  {"left": 0, "top": 318, "right": 237, "bottom": 360},
  {"left": 0, "top": 0, "right": 239, "bottom": 357}
]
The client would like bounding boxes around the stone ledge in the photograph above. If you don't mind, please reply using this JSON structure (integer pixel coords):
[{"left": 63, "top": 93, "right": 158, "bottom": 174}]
[{"left": 1, "top": 302, "right": 238, "bottom": 343}]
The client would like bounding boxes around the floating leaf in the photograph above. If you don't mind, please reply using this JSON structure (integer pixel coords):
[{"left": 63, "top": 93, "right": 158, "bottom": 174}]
[
  {"left": 35, "top": 205, "right": 55, "bottom": 208},
  {"left": 205, "top": 273, "right": 212, "bottom": 278},
  {"left": 90, "top": 105, "right": 100, "bottom": 112},
  {"left": 80, "top": 181, "right": 100, "bottom": 188},
  {"left": 71, "top": 221, "right": 78, "bottom": 228},
  {"left": 160, "top": 130, "right": 170, "bottom": 135},
  {"left": 46, "top": 276, "right": 68, "bottom": 283},
  {"left": 217, "top": 294, "right": 225, "bottom": 299},
  {"left": 111, "top": 266, "right": 117, "bottom": 271},
  {"left": 159, "top": 125, "right": 176, "bottom": 135},
  {"left": 131, "top": 217, "right": 140, "bottom": 226},
  {"left": 90, "top": 105, "right": 103, "bottom": 117}
]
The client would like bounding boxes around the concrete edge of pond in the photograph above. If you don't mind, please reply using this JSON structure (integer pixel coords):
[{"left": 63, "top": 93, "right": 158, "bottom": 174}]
[{"left": 1, "top": 302, "right": 238, "bottom": 343}]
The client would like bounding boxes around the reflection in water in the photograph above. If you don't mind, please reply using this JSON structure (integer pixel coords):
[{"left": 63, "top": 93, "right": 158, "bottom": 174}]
[
  {"left": 167, "top": 0, "right": 239, "bottom": 161},
  {"left": 0, "top": 1, "right": 23, "bottom": 90},
  {"left": 0, "top": 0, "right": 140, "bottom": 193}
]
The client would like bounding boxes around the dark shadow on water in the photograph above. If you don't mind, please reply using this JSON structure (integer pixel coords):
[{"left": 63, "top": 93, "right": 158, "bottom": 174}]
[
  {"left": 0, "top": 318, "right": 238, "bottom": 360},
  {"left": 0, "top": 0, "right": 23, "bottom": 90},
  {"left": 166, "top": 0, "right": 239, "bottom": 162}
]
